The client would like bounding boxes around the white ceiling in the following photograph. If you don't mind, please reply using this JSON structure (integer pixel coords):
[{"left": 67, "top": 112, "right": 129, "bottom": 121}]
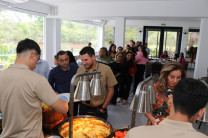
[
  {"left": 1, "top": 0, "right": 204, "bottom": 22},
  {"left": 35, "top": 0, "right": 189, "bottom": 6}
]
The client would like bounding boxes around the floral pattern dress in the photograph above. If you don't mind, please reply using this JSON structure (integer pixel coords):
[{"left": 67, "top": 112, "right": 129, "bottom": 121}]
[{"left": 147, "top": 82, "right": 173, "bottom": 125}]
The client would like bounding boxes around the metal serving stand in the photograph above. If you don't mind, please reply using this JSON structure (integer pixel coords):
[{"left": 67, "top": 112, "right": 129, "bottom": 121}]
[
  {"left": 130, "top": 76, "right": 154, "bottom": 128},
  {"left": 68, "top": 71, "right": 101, "bottom": 138}
]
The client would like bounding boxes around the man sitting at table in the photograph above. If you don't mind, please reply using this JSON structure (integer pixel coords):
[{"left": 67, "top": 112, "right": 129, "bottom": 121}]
[{"left": 126, "top": 78, "right": 208, "bottom": 138}]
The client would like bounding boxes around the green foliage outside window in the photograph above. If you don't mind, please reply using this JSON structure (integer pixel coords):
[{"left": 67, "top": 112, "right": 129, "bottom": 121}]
[
  {"left": 104, "top": 26, "right": 114, "bottom": 47},
  {"left": 0, "top": 9, "right": 43, "bottom": 69},
  {"left": 125, "top": 27, "right": 138, "bottom": 45},
  {"left": 61, "top": 21, "right": 99, "bottom": 55}
]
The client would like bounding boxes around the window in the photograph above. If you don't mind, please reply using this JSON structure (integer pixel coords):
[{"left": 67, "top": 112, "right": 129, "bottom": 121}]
[
  {"left": 144, "top": 26, "right": 182, "bottom": 58},
  {"left": 125, "top": 27, "right": 138, "bottom": 45},
  {"left": 0, "top": 9, "right": 44, "bottom": 69},
  {"left": 187, "top": 29, "right": 199, "bottom": 50},
  {"left": 61, "top": 21, "right": 100, "bottom": 55},
  {"left": 104, "top": 26, "right": 114, "bottom": 47}
]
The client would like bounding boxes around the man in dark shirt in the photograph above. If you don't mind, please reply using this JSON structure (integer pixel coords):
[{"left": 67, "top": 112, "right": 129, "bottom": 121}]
[{"left": 48, "top": 50, "right": 78, "bottom": 94}]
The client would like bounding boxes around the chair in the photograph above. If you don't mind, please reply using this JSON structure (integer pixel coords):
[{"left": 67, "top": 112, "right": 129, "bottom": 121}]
[
  {"left": 151, "top": 62, "right": 162, "bottom": 82},
  {"left": 184, "top": 61, "right": 188, "bottom": 71},
  {"left": 151, "top": 62, "right": 162, "bottom": 75}
]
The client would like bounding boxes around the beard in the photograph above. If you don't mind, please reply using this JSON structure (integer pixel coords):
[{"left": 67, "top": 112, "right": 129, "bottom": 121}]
[{"left": 85, "top": 63, "right": 93, "bottom": 70}]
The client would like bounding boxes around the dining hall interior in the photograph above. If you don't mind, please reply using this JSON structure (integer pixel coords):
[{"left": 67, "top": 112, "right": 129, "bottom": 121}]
[{"left": 0, "top": 0, "right": 208, "bottom": 137}]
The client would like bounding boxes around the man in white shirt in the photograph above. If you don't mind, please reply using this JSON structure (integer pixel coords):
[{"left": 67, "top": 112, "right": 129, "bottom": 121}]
[
  {"left": 126, "top": 78, "right": 208, "bottom": 138},
  {"left": 34, "top": 58, "right": 50, "bottom": 79}
]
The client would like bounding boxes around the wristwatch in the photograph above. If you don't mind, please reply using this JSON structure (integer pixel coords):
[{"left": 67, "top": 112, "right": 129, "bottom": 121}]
[{"left": 100, "top": 107, "right": 107, "bottom": 111}]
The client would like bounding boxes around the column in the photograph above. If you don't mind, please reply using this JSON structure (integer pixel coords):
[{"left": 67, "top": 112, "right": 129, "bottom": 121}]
[
  {"left": 44, "top": 18, "right": 61, "bottom": 68},
  {"left": 99, "top": 25, "right": 105, "bottom": 48},
  {"left": 114, "top": 18, "right": 126, "bottom": 49},
  {"left": 194, "top": 18, "right": 208, "bottom": 79},
  {"left": 180, "top": 27, "right": 188, "bottom": 56}
]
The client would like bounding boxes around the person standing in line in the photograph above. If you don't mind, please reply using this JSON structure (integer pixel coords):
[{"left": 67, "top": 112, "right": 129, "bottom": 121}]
[
  {"left": 48, "top": 50, "right": 78, "bottom": 94},
  {"left": 109, "top": 52, "right": 124, "bottom": 105},
  {"left": 179, "top": 52, "right": 185, "bottom": 67},
  {"left": 134, "top": 45, "right": 148, "bottom": 93},
  {"left": 144, "top": 43, "right": 150, "bottom": 58},
  {"left": 97, "top": 47, "right": 112, "bottom": 64},
  {"left": 88, "top": 42, "right": 92, "bottom": 47},
  {"left": 118, "top": 51, "right": 137, "bottom": 104},
  {"left": 107, "top": 41, "right": 113, "bottom": 50},
  {"left": 76, "top": 46, "right": 117, "bottom": 120},
  {"left": 53, "top": 55, "right": 59, "bottom": 67},
  {"left": 66, "top": 50, "right": 78, "bottom": 65},
  {"left": 108, "top": 44, "right": 117, "bottom": 62},
  {"left": 0, "top": 38, "right": 68, "bottom": 138},
  {"left": 33, "top": 58, "right": 50, "bottom": 79}
]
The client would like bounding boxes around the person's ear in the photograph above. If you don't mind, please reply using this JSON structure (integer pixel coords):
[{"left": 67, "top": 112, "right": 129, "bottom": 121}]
[
  {"left": 168, "top": 94, "right": 173, "bottom": 107},
  {"left": 196, "top": 107, "right": 206, "bottom": 120},
  {"left": 92, "top": 55, "right": 96, "bottom": 60}
]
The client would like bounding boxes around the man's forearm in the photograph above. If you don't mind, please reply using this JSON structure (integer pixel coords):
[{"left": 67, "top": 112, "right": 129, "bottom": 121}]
[{"left": 102, "top": 87, "right": 114, "bottom": 108}]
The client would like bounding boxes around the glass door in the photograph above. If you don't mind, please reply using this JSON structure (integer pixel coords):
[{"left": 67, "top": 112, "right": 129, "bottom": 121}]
[
  {"left": 143, "top": 26, "right": 182, "bottom": 59},
  {"left": 163, "top": 29, "right": 181, "bottom": 58},
  {"left": 145, "top": 29, "right": 161, "bottom": 58}
]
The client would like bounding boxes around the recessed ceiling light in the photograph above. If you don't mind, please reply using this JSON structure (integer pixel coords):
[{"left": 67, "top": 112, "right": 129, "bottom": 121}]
[{"left": 13, "top": 0, "right": 29, "bottom": 3}]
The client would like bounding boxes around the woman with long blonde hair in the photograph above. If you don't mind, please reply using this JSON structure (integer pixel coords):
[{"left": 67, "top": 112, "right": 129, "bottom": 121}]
[{"left": 145, "top": 61, "right": 186, "bottom": 125}]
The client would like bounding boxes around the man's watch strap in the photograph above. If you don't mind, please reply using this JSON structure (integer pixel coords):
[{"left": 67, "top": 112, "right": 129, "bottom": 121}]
[{"left": 100, "top": 107, "right": 107, "bottom": 111}]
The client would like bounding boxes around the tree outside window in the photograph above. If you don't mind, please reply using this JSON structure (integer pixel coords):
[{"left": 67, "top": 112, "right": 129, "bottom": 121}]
[
  {"left": 61, "top": 21, "right": 100, "bottom": 56},
  {"left": 0, "top": 9, "right": 44, "bottom": 69}
]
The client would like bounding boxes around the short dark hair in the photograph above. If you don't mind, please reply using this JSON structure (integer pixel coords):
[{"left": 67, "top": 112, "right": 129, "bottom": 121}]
[
  {"left": 56, "top": 50, "right": 67, "bottom": 59},
  {"left": 54, "top": 55, "right": 58, "bottom": 60},
  {"left": 79, "top": 46, "right": 95, "bottom": 57},
  {"left": 16, "top": 38, "right": 41, "bottom": 55},
  {"left": 173, "top": 78, "right": 208, "bottom": 118},
  {"left": 118, "top": 46, "right": 123, "bottom": 50},
  {"left": 100, "top": 47, "right": 108, "bottom": 56}
]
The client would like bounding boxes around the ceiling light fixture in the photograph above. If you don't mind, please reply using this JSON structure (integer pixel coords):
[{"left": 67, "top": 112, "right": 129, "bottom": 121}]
[{"left": 13, "top": 0, "right": 29, "bottom": 3}]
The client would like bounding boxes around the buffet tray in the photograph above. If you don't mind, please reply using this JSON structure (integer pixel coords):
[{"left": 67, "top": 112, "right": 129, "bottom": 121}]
[
  {"left": 59, "top": 115, "right": 113, "bottom": 131},
  {"left": 58, "top": 115, "right": 113, "bottom": 137}
]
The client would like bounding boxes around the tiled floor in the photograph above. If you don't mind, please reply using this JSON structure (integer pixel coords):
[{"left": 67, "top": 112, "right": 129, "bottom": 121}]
[
  {"left": 107, "top": 93, "right": 147, "bottom": 129},
  {"left": 107, "top": 68, "right": 208, "bottom": 136}
]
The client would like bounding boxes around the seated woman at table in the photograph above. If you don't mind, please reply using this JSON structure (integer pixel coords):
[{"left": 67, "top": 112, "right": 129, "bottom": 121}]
[
  {"left": 160, "top": 51, "right": 169, "bottom": 61},
  {"left": 145, "top": 61, "right": 186, "bottom": 125},
  {"left": 179, "top": 52, "right": 185, "bottom": 67}
]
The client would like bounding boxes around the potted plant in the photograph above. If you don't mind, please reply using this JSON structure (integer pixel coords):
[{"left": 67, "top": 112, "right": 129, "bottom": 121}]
[{"left": 185, "top": 46, "right": 197, "bottom": 63}]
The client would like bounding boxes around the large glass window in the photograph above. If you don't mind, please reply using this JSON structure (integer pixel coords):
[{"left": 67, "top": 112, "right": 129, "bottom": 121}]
[
  {"left": 61, "top": 21, "right": 100, "bottom": 55},
  {"left": 187, "top": 30, "right": 199, "bottom": 50},
  {"left": 104, "top": 26, "right": 114, "bottom": 47},
  {"left": 125, "top": 27, "right": 138, "bottom": 45},
  {"left": 144, "top": 26, "right": 182, "bottom": 58},
  {"left": 0, "top": 9, "right": 44, "bottom": 69}
]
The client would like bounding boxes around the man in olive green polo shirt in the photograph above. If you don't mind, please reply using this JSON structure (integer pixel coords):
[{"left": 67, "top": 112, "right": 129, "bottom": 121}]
[
  {"left": 0, "top": 39, "right": 68, "bottom": 138},
  {"left": 76, "top": 46, "right": 117, "bottom": 120}
]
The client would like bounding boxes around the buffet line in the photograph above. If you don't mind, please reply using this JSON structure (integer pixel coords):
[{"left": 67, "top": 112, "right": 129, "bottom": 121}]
[{"left": 0, "top": 75, "right": 156, "bottom": 138}]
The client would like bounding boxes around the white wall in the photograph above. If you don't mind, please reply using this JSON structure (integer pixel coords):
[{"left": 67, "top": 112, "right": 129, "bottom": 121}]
[{"left": 48, "top": 0, "right": 208, "bottom": 20}]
